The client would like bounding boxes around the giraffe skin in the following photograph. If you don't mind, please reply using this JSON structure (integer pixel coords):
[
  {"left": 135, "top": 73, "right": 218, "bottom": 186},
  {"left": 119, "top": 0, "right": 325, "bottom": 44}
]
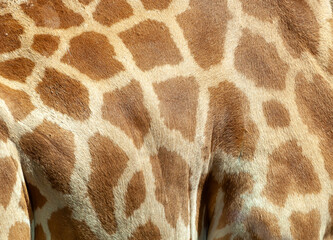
[{"left": 0, "top": 0, "right": 333, "bottom": 239}]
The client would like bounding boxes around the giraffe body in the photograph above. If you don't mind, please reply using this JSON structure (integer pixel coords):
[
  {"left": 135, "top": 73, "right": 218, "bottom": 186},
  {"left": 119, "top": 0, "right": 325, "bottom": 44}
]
[{"left": 1, "top": 0, "right": 333, "bottom": 239}]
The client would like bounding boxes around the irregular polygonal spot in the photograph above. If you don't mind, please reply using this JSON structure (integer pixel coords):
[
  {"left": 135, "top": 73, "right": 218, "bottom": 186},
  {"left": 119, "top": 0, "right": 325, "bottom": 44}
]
[
  {"left": 0, "top": 14, "right": 24, "bottom": 54},
  {"left": 290, "top": 210, "right": 320, "bottom": 240},
  {"left": 141, "top": 0, "right": 172, "bottom": 10},
  {"left": 119, "top": 20, "right": 182, "bottom": 71},
  {"left": 205, "top": 80, "right": 259, "bottom": 160},
  {"left": 129, "top": 220, "right": 161, "bottom": 240},
  {"left": 295, "top": 74, "right": 333, "bottom": 180},
  {"left": 0, "top": 58, "right": 35, "bottom": 83},
  {"left": 262, "top": 100, "right": 290, "bottom": 128},
  {"left": 240, "top": 0, "right": 319, "bottom": 58},
  {"left": 35, "top": 224, "right": 46, "bottom": 240},
  {"left": 93, "top": 0, "right": 133, "bottom": 26},
  {"left": 153, "top": 76, "right": 199, "bottom": 141},
  {"left": 0, "top": 119, "right": 9, "bottom": 142},
  {"left": 62, "top": 32, "right": 124, "bottom": 80},
  {"left": 32, "top": 34, "right": 60, "bottom": 57},
  {"left": 245, "top": 207, "right": 281, "bottom": 240},
  {"left": 48, "top": 207, "right": 98, "bottom": 240},
  {"left": 0, "top": 83, "right": 35, "bottom": 121},
  {"left": 19, "top": 120, "right": 75, "bottom": 194},
  {"left": 0, "top": 157, "right": 18, "bottom": 209},
  {"left": 21, "top": 0, "right": 84, "bottom": 29},
  {"left": 26, "top": 182, "right": 47, "bottom": 211},
  {"left": 88, "top": 133, "right": 129, "bottom": 234},
  {"left": 102, "top": 80, "right": 151, "bottom": 148},
  {"left": 177, "top": 0, "right": 230, "bottom": 69},
  {"left": 125, "top": 171, "right": 146, "bottom": 217},
  {"left": 150, "top": 147, "right": 189, "bottom": 228},
  {"left": 235, "top": 30, "right": 289, "bottom": 90},
  {"left": 218, "top": 172, "right": 253, "bottom": 229},
  {"left": 8, "top": 222, "right": 30, "bottom": 240},
  {"left": 263, "top": 140, "right": 321, "bottom": 206},
  {"left": 36, "top": 68, "right": 90, "bottom": 120}
]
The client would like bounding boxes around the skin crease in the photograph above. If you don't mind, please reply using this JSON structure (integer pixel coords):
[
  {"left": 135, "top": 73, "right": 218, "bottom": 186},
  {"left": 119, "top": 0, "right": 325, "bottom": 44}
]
[{"left": 0, "top": 0, "right": 333, "bottom": 239}]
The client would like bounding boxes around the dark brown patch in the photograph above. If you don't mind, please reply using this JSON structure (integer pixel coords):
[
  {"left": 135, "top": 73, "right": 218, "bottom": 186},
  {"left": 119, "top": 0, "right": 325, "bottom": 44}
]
[
  {"left": 205, "top": 80, "right": 259, "bottom": 160},
  {"left": 240, "top": 0, "right": 319, "bottom": 58},
  {"left": 35, "top": 224, "right": 46, "bottom": 240},
  {"left": 245, "top": 207, "right": 281, "bottom": 240},
  {"left": 0, "top": 157, "right": 18, "bottom": 209},
  {"left": 177, "top": 0, "right": 230, "bottom": 69},
  {"left": 102, "top": 80, "right": 151, "bottom": 149},
  {"left": 48, "top": 207, "right": 98, "bottom": 240},
  {"left": 263, "top": 140, "right": 321, "bottom": 206},
  {"left": 125, "top": 171, "right": 146, "bottom": 217},
  {"left": 215, "top": 234, "right": 232, "bottom": 240},
  {"left": 36, "top": 68, "right": 91, "bottom": 120},
  {"left": 88, "top": 133, "right": 129, "bottom": 234},
  {"left": 119, "top": 20, "right": 182, "bottom": 71},
  {"left": 62, "top": 31, "right": 124, "bottom": 80},
  {"left": 141, "top": 0, "right": 172, "bottom": 10},
  {"left": 0, "top": 119, "right": 9, "bottom": 142},
  {"left": 0, "top": 57, "right": 35, "bottom": 83},
  {"left": 262, "top": 100, "right": 290, "bottom": 128},
  {"left": 150, "top": 147, "right": 189, "bottom": 228},
  {"left": 26, "top": 182, "right": 47, "bottom": 211},
  {"left": 290, "top": 210, "right": 321, "bottom": 240},
  {"left": 0, "top": 83, "right": 35, "bottom": 121},
  {"left": 129, "top": 220, "right": 161, "bottom": 240},
  {"left": 20, "top": 120, "right": 75, "bottom": 194},
  {"left": 18, "top": 184, "right": 33, "bottom": 220},
  {"left": 218, "top": 172, "right": 253, "bottom": 229},
  {"left": 93, "top": 0, "right": 133, "bottom": 26},
  {"left": 0, "top": 14, "right": 24, "bottom": 54},
  {"left": 235, "top": 29, "right": 289, "bottom": 90},
  {"left": 295, "top": 74, "right": 333, "bottom": 180},
  {"left": 21, "top": 0, "right": 84, "bottom": 29},
  {"left": 78, "top": 0, "right": 93, "bottom": 5},
  {"left": 8, "top": 222, "right": 30, "bottom": 240},
  {"left": 32, "top": 34, "right": 60, "bottom": 57},
  {"left": 153, "top": 76, "right": 199, "bottom": 141}
]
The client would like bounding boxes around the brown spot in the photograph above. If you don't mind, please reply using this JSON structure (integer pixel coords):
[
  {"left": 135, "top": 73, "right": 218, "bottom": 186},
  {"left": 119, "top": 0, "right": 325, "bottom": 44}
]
[
  {"left": 35, "top": 224, "right": 46, "bottom": 240},
  {"left": 21, "top": 0, "right": 84, "bottom": 29},
  {"left": 88, "top": 133, "right": 129, "bottom": 234},
  {"left": 150, "top": 147, "right": 189, "bottom": 228},
  {"left": 290, "top": 210, "right": 321, "bottom": 240},
  {"left": 129, "top": 220, "right": 161, "bottom": 240},
  {"left": 19, "top": 184, "right": 33, "bottom": 220},
  {"left": 32, "top": 34, "right": 60, "bottom": 57},
  {"left": 78, "top": 0, "right": 93, "bottom": 5},
  {"left": 0, "top": 157, "right": 18, "bottom": 209},
  {"left": 0, "top": 119, "right": 9, "bottom": 142},
  {"left": 205, "top": 80, "right": 259, "bottom": 160},
  {"left": 36, "top": 68, "right": 91, "bottom": 120},
  {"left": 153, "top": 76, "right": 199, "bottom": 141},
  {"left": 245, "top": 207, "right": 281, "bottom": 240},
  {"left": 240, "top": 0, "right": 319, "bottom": 58},
  {"left": 102, "top": 80, "right": 151, "bottom": 148},
  {"left": 262, "top": 100, "right": 290, "bottom": 128},
  {"left": 235, "top": 30, "right": 289, "bottom": 90},
  {"left": 48, "top": 207, "right": 98, "bottom": 240},
  {"left": 119, "top": 20, "right": 182, "bottom": 71},
  {"left": 325, "top": 196, "right": 333, "bottom": 239},
  {"left": 8, "top": 222, "right": 30, "bottom": 240},
  {"left": 177, "top": 0, "right": 230, "bottom": 69},
  {"left": 62, "top": 31, "right": 124, "bottom": 80},
  {"left": 0, "top": 14, "right": 24, "bottom": 54},
  {"left": 215, "top": 234, "right": 232, "bottom": 240},
  {"left": 0, "top": 57, "right": 35, "bottom": 83},
  {"left": 26, "top": 182, "right": 47, "bottom": 211},
  {"left": 0, "top": 83, "right": 35, "bottom": 120},
  {"left": 141, "top": 0, "right": 172, "bottom": 10},
  {"left": 295, "top": 74, "right": 333, "bottom": 180},
  {"left": 125, "top": 171, "right": 146, "bottom": 217},
  {"left": 20, "top": 120, "right": 75, "bottom": 194},
  {"left": 218, "top": 172, "right": 253, "bottom": 229},
  {"left": 263, "top": 140, "right": 321, "bottom": 206},
  {"left": 93, "top": 0, "right": 133, "bottom": 26}
]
